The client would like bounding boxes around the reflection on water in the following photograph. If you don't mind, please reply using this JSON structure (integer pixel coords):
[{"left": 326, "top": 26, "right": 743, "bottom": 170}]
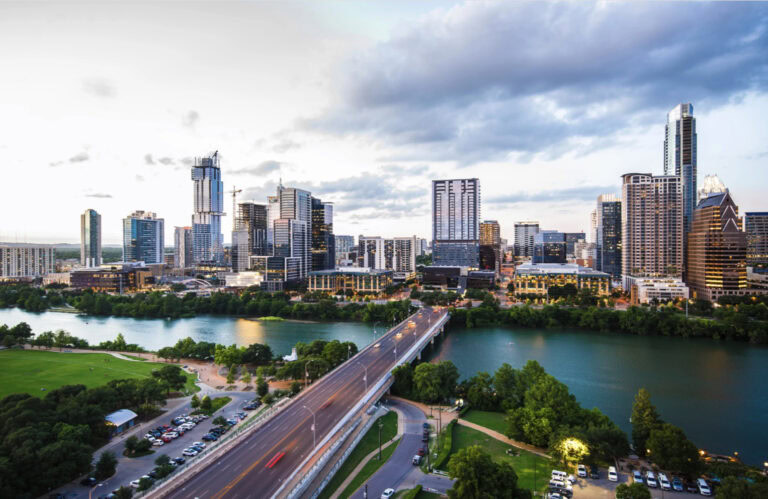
[{"left": 429, "top": 326, "right": 768, "bottom": 466}]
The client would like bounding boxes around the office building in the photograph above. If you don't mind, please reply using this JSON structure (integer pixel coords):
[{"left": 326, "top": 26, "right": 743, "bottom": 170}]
[
  {"left": 514, "top": 263, "right": 611, "bottom": 300},
  {"left": 386, "top": 236, "right": 419, "bottom": 279},
  {"left": 311, "top": 197, "right": 335, "bottom": 271},
  {"left": 432, "top": 178, "right": 480, "bottom": 267},
  {"left": 191, "top": 151, "right": 224, "bottom": 264},
  {"left": 698, "top": 174, "right": 726, "bottom": 204},
  {"left": 334, "top": 235, "right": 355, "bottom": 267},
  {"left": 0, "top": 245, "right": 56, "bottom": 279},
  {"left": 308, "top": 267, "right": 393, "bottom": 295},
  {"left": 594, "top": 194, "right": 622, "bottom": 279},
  {"left": 514, "top": 221, "right": 539, "bottom": 258},
  {"left": 479, "top": 220, "right": 502, "bottom": 272},
  {"left": 687, "top": 191, "right": 747, "bottom": 302},
  {"left": 564, "top": 232, "right": 586, "bottom": 259},
  {"left": 80, "top": 209, "right": 102, "bottom": 267},
  {"left": 335, "top": 235, "right": 355, "bottom": 254},
  {"left": 250, "top": 255, "right": 300, "bottom": 285},
  {"left": 70, "top": 262, "right": 152, "bottom": 293},
  {"left": 173, "top": 226, "right": 193, "bottom": 269},
  {"left": 266, "top": 194, "right": 280, "bottom": 255},
  {"left": 359, "top": 236, "right": 386, "bottom": 269},
  {"left": 231, "top": 202, "right": 268, "bottom": 272},
  {"left": 664, "top": 103, "right": 697, "bottom": 237},
  {"left": 123, "top": 211, "right": 164, "bottom": 264},
  {"left": 746, "top": 212, "right": 768, "bottom": 266},
  {"left": 419, "top": 238, "right": 428, "bottom": 256},
  {"left": 621, "top": 173, "right": 683, "bottom": 286},
  {"left": 273, "top": 186, "right": 312, "bottom": 279},
  {"left": 625, "top": 276, "right": 689, "bottom": 305},
  {"left": 532, "top": 231, "right": 567, "bottom": 264}
]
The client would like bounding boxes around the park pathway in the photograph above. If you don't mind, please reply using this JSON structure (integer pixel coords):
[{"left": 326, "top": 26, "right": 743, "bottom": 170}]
[{"left": 455, "top": 419, "right": 550, "bottom": 458}]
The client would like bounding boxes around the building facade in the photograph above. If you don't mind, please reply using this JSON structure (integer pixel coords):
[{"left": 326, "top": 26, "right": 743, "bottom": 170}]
[
  {"left": 594, "top": 195, "right": 622, "bottom": 278},
  {"left": 432, "top": 178, "right": 480, "bottom": 267},
  {"left": 231, "top": 202, "right": 268, "bottom": 272},
  {"left": 625, "top": 276, "right": 689, "bottom": 305},
  {"left": 687, "top": 191, "right": 747, "bottom": 302},
  {"left": 514, "top": 221, "right": 539, "bottom": 258},
  {"left": 621, "top": 173, "right": 683, "bottom": 283},
  {"left": 514, "top": 263, "right": 611, "bottom": 299},
  {"left": 532, "top": 231, "right": 567, "bottom": 264},
  {"left": 275, "top": 186, "right": 312, "bottom": 279},
  {"left": 80, "top": 209, "right": 102, "bottom": 267},
  {"left": 250, "top": 255, "right": 301, "bottom": 284},
  {"left": 664, "top": 103, "right": 697, "bottom": 237},
  {"left": 122, "top": 211, "right": 164, "bottom": 264},
  {"left": 745, "top": 212, "right": 768, "bottom": 266},
  {"left": 173, "top": 226, "right": 193, "bottom": 269},
  {"left": 70, "top": 262, "right": 152, "bottom": 292},
  {"left": 311, "top": 197, "right": 335, "bottom": 272},
  {"left": 479, "top": 220, "right": 502, "bottom": 272},
  {"left": 191, "top": 151, "right": 224, "bottom": 264},
  {"left": 0, "top": 245, "right": 56, "bottom": 279},
  {"left": 564, "top": 232, "right": 586, "bottom": 259},
  {"left": 359, "top": 236, "right": 386, "bottom": 269},
  {"left": 308, "top": 267, "right": 393, "bottom": 295}
]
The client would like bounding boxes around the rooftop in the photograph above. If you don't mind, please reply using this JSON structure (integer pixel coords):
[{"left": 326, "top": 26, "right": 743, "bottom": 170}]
[
  {"left": 515, "top": 263, "right": 609, "bottom": 277},
  {"left": 105, "top": 409, "right": 138, "bottom": 427},
  {"left": 309, "top": 267, "right": 392, "bottom": 276}
]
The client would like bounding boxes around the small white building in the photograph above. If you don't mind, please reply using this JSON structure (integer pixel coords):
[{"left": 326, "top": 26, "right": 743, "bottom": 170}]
[
  {"left": 105, "top": 409, "right": 138, "bottom": 436},
  {"left": 624, "top": 276, "right": 690, "bottom": 304},
  {"left": 224, "top": 271, "right": 264, "bottom": 288}
]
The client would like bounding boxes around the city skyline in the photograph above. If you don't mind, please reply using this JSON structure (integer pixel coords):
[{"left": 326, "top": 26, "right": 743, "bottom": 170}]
[{"left": 1, "top": 1, "right": 767, "bottom": 245}]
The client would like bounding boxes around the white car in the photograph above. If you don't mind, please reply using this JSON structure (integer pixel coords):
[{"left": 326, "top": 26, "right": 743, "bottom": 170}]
[
  {"left": 152, "top": 440, "right": 164, "bottom": 446},
  {"left": 381, "top": 489, "right": 395, "bottom": 499},
  {"left": 192, "top": 441, "right": 206, "bottom": 448},
  {"left": 577, "top": 464, "right": 587, "bottom": 478},
  {"left": 567, "top": 474, "right": 576, "bottom": 484},
  {"left": 182, "top": 448, "right": 198, "bottom": 457},
  {"left": 130, "top": 476, "right": 151, "bottom": 488},
  {"left": 608, "top": 466, "right": 618, "bottom": 482}
]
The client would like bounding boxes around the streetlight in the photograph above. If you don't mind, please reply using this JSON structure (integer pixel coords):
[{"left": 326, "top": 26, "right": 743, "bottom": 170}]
[
  {"left": 303, "top": 405, "right": 317, "bottom": 449},
  {"left": 304, "top": 359, "right": 321, "bottom": 388},
  {"left": 356, "top": 361, "right": 368, "bottom": 392},
  {"left": 372, "top": 321, "right": 381, "bottom": 342},
  {"left": 89, "top": 483, "right": 104, "bottom": 499}
]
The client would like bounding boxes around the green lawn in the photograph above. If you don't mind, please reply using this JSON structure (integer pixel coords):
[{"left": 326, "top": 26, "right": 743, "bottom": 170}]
[
  {"left": 317, "top": 411, "right": 398, "bottom": 499},
  {"left": 0, "top": 349, "right": 198, "bottom": 399},
  {"left": 449, "top": 425, "right": 550, "bottom": 493},
  {"left": 461, "top": 409, "right": 508, "bottom": 435},
  {"left": 340, "top": 438, "right": 401, "bottom": 498}
]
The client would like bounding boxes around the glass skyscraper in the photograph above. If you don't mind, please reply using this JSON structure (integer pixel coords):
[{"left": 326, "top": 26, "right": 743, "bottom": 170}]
[
  {"left": 191, "top": 151, "right": 224, "bottom": 264},
  {"left": 80, "top": 208, "right": 102, "bottom": 267},
  {"left": 664, "top": 103, "right": 697, "bottom": 243},
  {"left": 311, "top": 197, "right": 335, "bottom": 271},
  {"left": 432, "top": 178, "right": 480, "bottom": 267},
  {"left": 123, "top": 211, "right": 164, "bottom": 264}
]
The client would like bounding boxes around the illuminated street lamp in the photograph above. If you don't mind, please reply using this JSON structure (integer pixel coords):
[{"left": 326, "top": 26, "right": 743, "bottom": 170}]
[{"left": 303, "top": 405, "right": 317, "bottom": 449}]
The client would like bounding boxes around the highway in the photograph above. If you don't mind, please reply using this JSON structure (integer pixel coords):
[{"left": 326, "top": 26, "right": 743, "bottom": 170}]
[{"left": 163, "top": 307, "right": 447, "bottom": 499}]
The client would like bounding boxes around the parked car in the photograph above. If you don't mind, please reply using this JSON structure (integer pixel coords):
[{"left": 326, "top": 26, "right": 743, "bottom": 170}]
[
  {"left": 417, "top": 447, "right": 426, "bottom": 457},
  {"left": 153, "top": 440, "right": 165, "bottom": 446},
  {"left": 671, "top": 476, "right": 684, "bottom": 492},
  {"left": 645, "top": 471, "right": 658, "bottom": 488},
  {"left": 421, "top": 434, "right": 428, "bottom": 442},
  {"left": 632, "top": 470, "right": 643, "bottom": 485},
  {"left": 607, "top": 466, "right": 618, "bottom": 482},
  {"left": 684, "top": 479, "right": 698, "bottom": 493},
  {"left": 80, "top": 477, "right": 97, "bottom": 486},
  {"left": 577, "top": 464, "right": 587, "bottom": 478},
  {"left": 567, "top": 474, "right": 576, "bottom": 484},
  {"left": 412, "top": 455, "right": 422, "bottom": 465},
  {"left": 697, "top": 478, "right": 712, "bottom": 496},
  {"left": 658, "top": 473, "right": 671, "bottom": 490},
  {"left": 192, "top": 441, "right": 206, "bottom": 448},
  {"left": 380, "top": 489, "right": 395, "bottom": 499},
  {"left": 182, "top": 449, "right": 198, "bottom": 457},
  {"left": 589, "top": 467, "right": 599, "bottom": 479},
  {"left": 172, "top": 457, "right": 186, "bottom": 465}
]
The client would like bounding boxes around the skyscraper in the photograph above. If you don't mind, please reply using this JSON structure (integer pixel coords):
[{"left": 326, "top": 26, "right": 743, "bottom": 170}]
[
  {"left": 479, "top": 220, "right": 501, "bottom": 271},
  {"left": 0, "top": 245, "right": 56, "bottom": 278},
  {"left": 123, "top": 211, "right": 164, "bottom": 264},
  {"left": 265, "top": 186, "right": 312, "bottom": 280},
  {"left": 514, "top": 221, "right": 539, "bottom": 258},
  {"left": 311, "top": 197, "right": 335, "bottom": 271},
  {"left": 745, "top": 212, "right": 768, "bottom": 266},
  {"left": 191, "top": 151, "right": 224, "bottom": 264},
  {"left": 621, "top": 173, "right": 683, "bottom": 283},
  {"left": 359, "top": 236, "right": 385, "bottom": 269},
  {"left": 532, "top": 231, "right": 567, "bottom": 264},
  {"left": 231, "top": 202, "right": 268, "bottom": 272},
  {"left": 564, "top": 232, "right": 586, "bottom": 258},
  {"left": 664, "top": 103, "right": 697, "bottom": 238},
  {"left": 80, "top": 208, "right": 102, "bottom": 267},
  {"left": 687, "top": 190, "right": 747, "bottom": 302},
  {"left": 432, "top": 178, "right": 480, "bottom": 267},
  {"left": 595, "top": 195, "right": 622, "bottom": 278},
  {"left": 174, "top": 226, "right": 193, "bottom": 268}
]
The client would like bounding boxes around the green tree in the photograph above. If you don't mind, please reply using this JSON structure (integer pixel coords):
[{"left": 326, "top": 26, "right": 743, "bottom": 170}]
[
  {"left": 413, "top": 363, "right": 441, "bottom": 403},
  {"left": 95, "top": 451, "right": 118, "bottom": 480},
  {"left": 241, "top": 367, "right": 252, "bottom": 386},
  {"left": 435, "top": 361, "right": 459, "bottom": 401},
  {"left": 290, "top": 381, "right": 302, "bottom": 395},
  {"left": 631, "top": 388, "right": 662, "bottom": 457},
  {"left": 646, "top": 423, "right": 701, "bottom": 476},
  {"left": 114, "top": 485, "right": 134, "bottom": 499},
  {"left": 135, "top": 438, "right": 152, "bottom": 454},
  {"left": 155, "top": 454, "right": 171, "bottom": 467},
  {"left": 447, "top": 445, "right": 528, "bottom": 499},
  {"left": 191, "top": 394, "right": 200, "bottom": 409},
  {"left": 256, "top": 375, "right": 269, "bottom": 397},
  {"left": 615, "top": 483, "right": 651, "bottom": 499},
  {"left": 261, "top": 392, "right": 274, "bottom": 405},
  {"left": 494, "top": 362, "right": 521, "bottom": 410},
  {"left": 152, "top": 365, "right": 187, "bottom": 395},
  {"left": 137, "top": 476, "right": 153, "bottom": 491},
  {"left": 391, "top": 363, "right": 414, "bottom": 397},
  {"left": 466, "top": 372, "right": 496, "bottom": 410},
  {"left": 226, "top": 366, "right": 236, "bottom": 385},
  {"left": 124, "top": 435, "right": 139, "bottom": 456},
  {"left": 241, "top": 343, "right": 273, "bottom": 365},
  {"left": 200, "top": 395, "right": 212, "bottom": 412},
  {"left": 213, "top": 416, "right": 228, "bottom": 427},
  {"left": 551, "top": 436, "right": 590, "bottom": 467}
]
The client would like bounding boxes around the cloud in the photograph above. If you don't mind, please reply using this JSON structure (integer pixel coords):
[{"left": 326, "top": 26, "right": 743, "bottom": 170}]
[
  {"left": 144, "top": 154, "right": 155, "bottom": 165},
  {"left": 305, "top": 1, "right": 768, "bottom": 163},
  {"left": 83, "top": 78, "right": 116, "bottom": 98},
  {"left": 157, "top": 157, "right": 175, "bottom": 165},
  {"left": 69, "top": 151, "right": 90, "bottom": 163},
  {"left": 230, "top": 160, "right": 283, "bottom": 176},
  {"left": 135, "top": 175, "right": 145, "bottom": 182},
  {"left": 255, "top": 135, "right": 303, "bottom": 154},
  {"left": 84, "top": 193, "right": 112, "bottom": 199},
  {"left": 486, "top": 185, "right": 617, "bottom": 205},
  {"left": 272, "top": 138, "right": 301, "bottom": 153},
  {"left": 182, "top": 110, "right": 199, "bottom": 128},
  {"left": 379, "top": 164, "right": 431, "bottom": 176}
]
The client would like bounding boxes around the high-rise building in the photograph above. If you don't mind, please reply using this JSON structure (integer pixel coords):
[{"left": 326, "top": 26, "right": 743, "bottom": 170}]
[
  {"left": 564, "top": 232, "right": 586, "bottom": 258},
  {"left": 359, "top": 236, "right": 385, "bottom": 269},
  {"left": 311, "top": 197, "right": 335, "bottom": 271},
  {"left": 123, "top": 211, "right": 165, "bottom": 264},
  {"left": 664, "top": 103, "right": 697, "bottom": 241},
  {"left": 358, "top": 235, "right": 419, "bottom": 279},
  {"left": 232, "top": 202, "right": 268, "bottom": 272},
  {"left": 80, "top": 208, "right": 102, "bottom": 267},
  {"left": 687, "top": 190, "right": 747, "bottom": 302},
  {"left": 274, "top": 186, "right": 312, "bottom": 278},
  {"left": 335, "top": 235, "right": 355, "bottom": 254},
  {"left": 479, "top": 220, "right": 501, "bottom": 271},
  {"left": 595, "top": 196, "right": 622, "bottom": 278},
  {"left": 514, "top": 221, "right": 539, "bottom": 258},
  {"left": 191, "top": 151, "right": 224, "bottom": 264},
  {"left": 621, "top": 173, "right": 683, "bottom": 284},
  {"left": 0, "top": 245, "right": 55, "bottom": 278},
  {"left": 266, "top": 194, "right": 280, "bottom": 255},
  {"left": 698, "top": 174, "right": 726, "bottom": 204},
  {"left": 532, "top": 230, "right": 567, "bottom": 264},
  {"left": 174, "top": 226, "right": 193, "bottom": 268},
  {"left": 745, "top": 212, "right": 768, "bottom": 266},
  {"left": 432, "top": 178, "right": 480, "bottom": 267}
]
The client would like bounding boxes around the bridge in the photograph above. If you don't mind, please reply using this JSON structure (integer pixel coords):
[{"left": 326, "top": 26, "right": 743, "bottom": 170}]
[{"left": 159, "top": 306, "right": 450, "bottom": 499}]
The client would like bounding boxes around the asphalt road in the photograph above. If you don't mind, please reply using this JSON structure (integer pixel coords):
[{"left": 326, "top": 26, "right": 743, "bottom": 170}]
[{"left": 164, "top": 307, "right": 447, "bottom": 499}]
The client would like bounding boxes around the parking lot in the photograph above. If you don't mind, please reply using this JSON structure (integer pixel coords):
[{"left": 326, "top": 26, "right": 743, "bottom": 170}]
[{"left": 549, "top": 468, "right": 711, "bottom": 499}]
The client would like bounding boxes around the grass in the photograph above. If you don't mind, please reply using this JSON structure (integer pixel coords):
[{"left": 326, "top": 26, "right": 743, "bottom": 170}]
[
  {"left": 317, "top": 411, "right": 398, "bottom": 499},
  {"left": 257, "top": 316, "right": 285, "bottom": 321},
  {"left": 123, "top": 448, "right": 155, "bottom": 458},
  {"left": 461, "top": 409, "right": 508, "bottom": 435},
  {"left": 122, "top": 354, "right": 147, "bottom": 361},
  {"left": 448, "top": 425, "right": 550, "bottom": 493},
  {"left": 193, "top": 396, "right": 231, "bottom": 416},
  {"left": 0, "top": 349, "right": 198, "bottom": 399},
  {"left": 340, "top": 438, "right": 401, "bottom": 498}
]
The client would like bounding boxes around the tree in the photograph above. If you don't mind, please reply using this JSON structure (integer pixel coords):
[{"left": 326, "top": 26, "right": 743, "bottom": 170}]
[
  {"left": 191, "top": 394, "right": 200, "bottom": 409},
  {"left": 124, "top": 435, "right": 139, "bottom": 456},
  {"left": 435, "top": 361, "right": 459, "bottom": 401},
  {"left": 200, "top": 395, "right": 212, "bottom": 412},
  {"left": 413, "top": 363, "right": 441, "bottom": 403},
  {"left": 716, "top": 477, "right": 768, "bottom": 499},
  {"left": 157, "top": 347, "right": 179, "bottom": 362},
  {"left": 391, "top": 364, "right": 414, "bottom": 397},
  {"left": 261, "top": 392, "right": 275, "bottom": 405},
  {"left": 551, "top": 436, "right": 590, "bottom": 467},
  {"left": 256, "top": 374, "right": 269, "bottom": 397},
  {"left": 241, "top": 343, "right": 273, "bottom": 365},
  {"left": 290, "top": 381, "right": 302, "bottom": 395},
  {"left": 95, "top": 451, "right": 118, "bottom": 480},
  {"left": 152, "top": 365, "right": 187, "bottom": 395},
  {"left": 447, "top": 445, "right": 528, "bottom": 499},
  {"left": 241, "top": 367, "right": 252, "bottom": 386},
  {"left": 155, "top": 454, "right": 171, "bottom": 467},
  {"left": 226, "top": 366, "right": 236, "bottom": 385},
  {"left": 631, "top": 388, "right": 662, "bottom": 456},
  {"left": 494, "top": 363, "right": 521, "bottom": 410},
  {"left": 114, "top": 485, "right": 134, "bottom": 499},
  {"left": 137, "top": 476, "right": 153, "bottom": 491},
  {"left": 615, "top": 483, "right": 651, "bottom": 499},
  {"left": 135, "top": 438, "right": 152, "bottom": 454},
  {"left": 646, "top": 423, "right": 701, "bottom": 476}
]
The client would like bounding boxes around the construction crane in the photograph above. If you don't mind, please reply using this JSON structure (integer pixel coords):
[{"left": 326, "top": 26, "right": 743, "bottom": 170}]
[{"left": 229, "top": 186, "right": 242, "bottom": 228}]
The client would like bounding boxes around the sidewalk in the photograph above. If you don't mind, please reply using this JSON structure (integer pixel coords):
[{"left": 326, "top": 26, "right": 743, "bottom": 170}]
[{"left": 455, "top": 419, "right": 550, "bottom": 459}]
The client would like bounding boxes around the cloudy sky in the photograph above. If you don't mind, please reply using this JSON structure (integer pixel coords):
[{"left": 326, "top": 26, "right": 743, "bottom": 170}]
[{"left": 2, "top": 1, "right": 767, "bottom": 245}]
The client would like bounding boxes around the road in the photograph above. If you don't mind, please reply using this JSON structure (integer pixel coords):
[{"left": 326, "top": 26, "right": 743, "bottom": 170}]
[{"left": 164, "top": 307, "right": 447, "bottom": 499}]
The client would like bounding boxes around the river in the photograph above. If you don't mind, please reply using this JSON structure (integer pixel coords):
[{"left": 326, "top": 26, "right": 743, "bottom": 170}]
[{"left": 1, "top": 308, "right": 766, "bottom": 465}]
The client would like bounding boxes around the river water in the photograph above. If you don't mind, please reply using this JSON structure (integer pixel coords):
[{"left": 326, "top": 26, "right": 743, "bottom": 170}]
[{"left": 1, "top": 308, "right": 766, "bottom": 465}]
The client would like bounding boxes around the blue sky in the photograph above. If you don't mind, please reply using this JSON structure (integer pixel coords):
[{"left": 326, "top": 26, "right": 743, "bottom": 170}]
[{"left": 1, "top": 1, "right": 766, "bottom": 244}]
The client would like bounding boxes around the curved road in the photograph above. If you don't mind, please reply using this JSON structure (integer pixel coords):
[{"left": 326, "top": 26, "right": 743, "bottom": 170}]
[{"left": 164, "top": 308, "right": 447, "bottom": 499}]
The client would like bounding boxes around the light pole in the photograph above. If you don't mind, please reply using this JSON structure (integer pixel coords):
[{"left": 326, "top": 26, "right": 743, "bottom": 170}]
[
  {"left": 89, "top": 483, "right": 103, "bottom": 499},
  {"left": 303, "top": 405, "right": 317, "bottom": 449},
  {"left": 377, "top": 418, "right": 383, "bottom": 460},
  {"left": 372, "top": 321, "right": 381, "bottom": 342},
  {"left": 356, "top": 361, "right": 368, "bottom": 392}
]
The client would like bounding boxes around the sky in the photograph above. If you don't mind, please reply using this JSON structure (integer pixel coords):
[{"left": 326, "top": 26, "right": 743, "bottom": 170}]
[{"left": 1, "top": 0, "right": 767, "bottom": 246}]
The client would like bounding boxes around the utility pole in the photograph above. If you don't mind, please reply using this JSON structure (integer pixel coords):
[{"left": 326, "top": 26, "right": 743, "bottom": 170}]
[{"left": 303, "top": 405, "right": 317, "bottom": 449}]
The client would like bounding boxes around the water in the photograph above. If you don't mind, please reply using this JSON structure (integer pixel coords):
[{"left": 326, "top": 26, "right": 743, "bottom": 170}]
[
  {"left": 428, "top": 326, "right": 768, "bottom": 466},
  {"left": 1, "top": 308, "right": 766, "bottom": 465}
]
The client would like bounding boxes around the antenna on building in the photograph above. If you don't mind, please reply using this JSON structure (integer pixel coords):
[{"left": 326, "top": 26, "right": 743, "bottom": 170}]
[{"left": 229, "top": 186, "right": 242, "bottom": 226}]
